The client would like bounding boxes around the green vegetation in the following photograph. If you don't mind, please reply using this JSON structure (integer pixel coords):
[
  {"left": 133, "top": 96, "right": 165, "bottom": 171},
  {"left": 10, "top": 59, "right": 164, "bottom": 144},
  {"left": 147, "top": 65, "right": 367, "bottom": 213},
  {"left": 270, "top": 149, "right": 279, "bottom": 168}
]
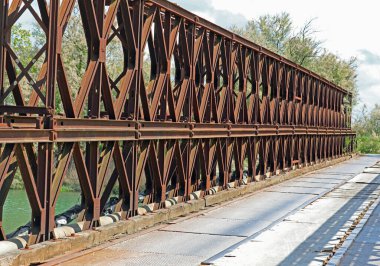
[{"left": 353, "top": 105, "right": 380, "bottom": 154}]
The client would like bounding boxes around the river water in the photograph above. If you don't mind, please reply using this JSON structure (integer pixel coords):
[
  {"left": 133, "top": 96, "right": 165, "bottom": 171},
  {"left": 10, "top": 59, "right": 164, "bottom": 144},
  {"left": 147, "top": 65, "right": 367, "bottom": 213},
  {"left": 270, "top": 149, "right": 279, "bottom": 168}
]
[{"left": 3, "top": 190, "right": 81, "bottom": 233}]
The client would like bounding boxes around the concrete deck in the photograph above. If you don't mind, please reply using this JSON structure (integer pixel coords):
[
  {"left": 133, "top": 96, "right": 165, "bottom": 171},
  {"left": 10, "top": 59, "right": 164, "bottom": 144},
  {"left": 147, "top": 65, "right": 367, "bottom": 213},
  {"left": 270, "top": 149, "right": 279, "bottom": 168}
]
[{"left": 54, "top": 155, "right": 380, "bottom": 266}]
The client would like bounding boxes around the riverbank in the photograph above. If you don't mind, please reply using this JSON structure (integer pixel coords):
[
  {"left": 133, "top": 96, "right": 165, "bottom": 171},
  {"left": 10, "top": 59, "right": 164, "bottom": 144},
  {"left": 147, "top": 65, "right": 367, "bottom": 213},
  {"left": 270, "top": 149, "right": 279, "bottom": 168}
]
[
  {"left": 10, "top": 163, "right": 115, "bottom": 192},
  {"left": 11, "top": 177, "right": 81, "bottom": 192},
  {"left": 10, "top": 169, "right": 82, "bottom": 192},
  {"left": 11, "top": 179, "right": 119, "bottom": 193},
  {"left": 2, "top": 190, "right": 81, "bottom": 233}
]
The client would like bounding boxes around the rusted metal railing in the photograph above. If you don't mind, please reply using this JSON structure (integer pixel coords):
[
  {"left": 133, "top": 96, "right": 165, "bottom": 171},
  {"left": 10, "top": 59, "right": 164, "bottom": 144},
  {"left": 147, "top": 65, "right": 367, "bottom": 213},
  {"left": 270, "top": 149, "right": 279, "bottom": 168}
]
[{"left": 0, "top": 0, "right": 355, "bottom": 244}]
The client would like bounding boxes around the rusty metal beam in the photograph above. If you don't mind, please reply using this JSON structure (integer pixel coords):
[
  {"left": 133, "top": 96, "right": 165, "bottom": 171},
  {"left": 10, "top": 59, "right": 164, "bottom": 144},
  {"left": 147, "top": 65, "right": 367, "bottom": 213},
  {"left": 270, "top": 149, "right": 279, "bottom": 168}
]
[{"left": 0, "top": 0, "right": 355, "bottom": 245}]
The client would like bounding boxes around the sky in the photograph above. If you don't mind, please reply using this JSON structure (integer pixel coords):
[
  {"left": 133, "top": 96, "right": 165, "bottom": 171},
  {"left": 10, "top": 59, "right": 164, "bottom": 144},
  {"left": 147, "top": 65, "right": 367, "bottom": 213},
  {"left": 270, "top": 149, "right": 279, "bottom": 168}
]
[{"left": 174, "top": 0, "right": 380, "bottom": 113}]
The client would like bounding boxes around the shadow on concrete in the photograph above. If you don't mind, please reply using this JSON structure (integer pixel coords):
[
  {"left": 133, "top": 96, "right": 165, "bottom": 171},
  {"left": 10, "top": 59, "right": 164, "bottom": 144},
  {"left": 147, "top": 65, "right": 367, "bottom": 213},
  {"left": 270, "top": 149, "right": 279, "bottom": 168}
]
[
  {"left": 340, "top": 203, "right": 380, "bottom": 265},
  {"left": 279, "top": 173, "right": 380, "bottom": 265}
]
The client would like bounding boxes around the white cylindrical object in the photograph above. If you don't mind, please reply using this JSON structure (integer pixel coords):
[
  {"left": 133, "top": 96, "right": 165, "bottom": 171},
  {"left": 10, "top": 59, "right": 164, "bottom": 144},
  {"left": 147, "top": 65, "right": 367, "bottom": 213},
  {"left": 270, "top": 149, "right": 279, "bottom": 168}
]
[
  {"left": 53, "top": 221, "right": 85, "bottom": 239},
  {"left": 165, "top": 197, "right": 179, "bottom": 208},
  {"left": 189, "top": 191, "right": 202, "bottom": 200},
  {"left": 0, "top": 236, "right": 28, "bottom": 256},
  {"left": 99, "top": 213, "right": 122, "bottom": 226}
]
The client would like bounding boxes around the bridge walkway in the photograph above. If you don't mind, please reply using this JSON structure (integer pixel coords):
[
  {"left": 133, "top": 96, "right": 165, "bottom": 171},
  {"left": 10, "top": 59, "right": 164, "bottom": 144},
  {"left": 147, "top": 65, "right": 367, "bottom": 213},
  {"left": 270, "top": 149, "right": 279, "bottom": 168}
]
[{"left": 48, "top": 155, "right": 379, "bottom": 266}]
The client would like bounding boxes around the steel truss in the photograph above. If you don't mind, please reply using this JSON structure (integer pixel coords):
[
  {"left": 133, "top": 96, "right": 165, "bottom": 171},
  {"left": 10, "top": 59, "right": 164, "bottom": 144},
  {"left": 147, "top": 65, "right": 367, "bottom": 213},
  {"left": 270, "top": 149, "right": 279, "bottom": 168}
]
[{"left": 0, "top": 0, "right": 355, "bottom": 244}]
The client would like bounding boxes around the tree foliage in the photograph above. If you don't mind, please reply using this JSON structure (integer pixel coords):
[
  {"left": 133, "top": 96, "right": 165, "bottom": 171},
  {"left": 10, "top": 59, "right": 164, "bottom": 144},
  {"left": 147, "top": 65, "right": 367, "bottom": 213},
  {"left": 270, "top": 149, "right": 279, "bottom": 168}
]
[
  {"left": 8, "top": 24, "right": 45, "bottom": 104},
  {"left": 353, "top": 104, "right": 380, "bottom": 154}
]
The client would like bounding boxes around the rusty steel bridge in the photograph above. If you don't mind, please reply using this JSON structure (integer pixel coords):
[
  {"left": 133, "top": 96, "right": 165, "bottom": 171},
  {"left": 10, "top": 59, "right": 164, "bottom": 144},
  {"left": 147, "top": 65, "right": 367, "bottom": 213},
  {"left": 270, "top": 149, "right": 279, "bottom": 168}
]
[{"left": 0, "top": 0, "right": 355, "bottom": 247}]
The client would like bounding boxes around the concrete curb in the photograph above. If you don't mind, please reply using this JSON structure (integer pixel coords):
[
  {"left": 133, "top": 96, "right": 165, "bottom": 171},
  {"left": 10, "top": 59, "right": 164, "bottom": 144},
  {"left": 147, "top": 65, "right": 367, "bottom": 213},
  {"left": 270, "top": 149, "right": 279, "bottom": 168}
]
[{"left": 0, "top": 155, "right": 355, "bottom": 266}]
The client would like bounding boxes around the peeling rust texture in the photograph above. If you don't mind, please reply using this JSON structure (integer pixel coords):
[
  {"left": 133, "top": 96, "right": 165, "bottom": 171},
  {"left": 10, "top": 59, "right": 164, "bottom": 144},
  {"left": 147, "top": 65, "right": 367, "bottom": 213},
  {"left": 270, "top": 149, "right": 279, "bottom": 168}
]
[{"left": 0, "top": 0, "right": 355, "bottom": 245}]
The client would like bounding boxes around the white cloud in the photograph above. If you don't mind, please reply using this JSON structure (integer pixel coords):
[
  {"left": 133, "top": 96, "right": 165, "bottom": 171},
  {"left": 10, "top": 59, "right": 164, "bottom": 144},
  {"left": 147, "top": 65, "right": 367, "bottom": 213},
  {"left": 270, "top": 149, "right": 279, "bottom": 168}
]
[
  {"left": 172, "top": 0, "right": 248, "bottom": 28},
  {"left": 192, "top": 11, "right": 216, "bottom": 24},
  {"left": 355, "top": 50, "right": 380, "bottom": 110}
]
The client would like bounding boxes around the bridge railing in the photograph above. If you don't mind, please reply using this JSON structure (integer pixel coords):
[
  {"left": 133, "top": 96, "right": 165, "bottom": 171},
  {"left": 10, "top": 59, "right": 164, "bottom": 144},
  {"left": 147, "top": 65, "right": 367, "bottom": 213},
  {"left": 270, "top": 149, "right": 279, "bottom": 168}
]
[{"left": 0, "top": 0, "right": 355, "bottom": 244}]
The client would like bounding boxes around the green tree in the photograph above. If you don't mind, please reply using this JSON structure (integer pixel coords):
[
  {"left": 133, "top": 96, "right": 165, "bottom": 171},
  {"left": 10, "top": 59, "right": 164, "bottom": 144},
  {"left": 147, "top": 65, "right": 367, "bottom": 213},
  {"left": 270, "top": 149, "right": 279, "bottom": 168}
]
[
  {"left": 310, "top": 51, "right": 358, "bottom": 104},
  {"left": 11, "top": 24, "right": 43, "bottom": 66},
  {"left": 285, "top": 19, "right": 321, "bottom": 67},
  {"left": 8, "top": 23, "right": 44, "bottom": 104},
  {"left": 353, "top": 104, "right": 380, "bottom": 154},
  {"left": 231, "top": 13, "right": 292, "bottom": 54}
]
